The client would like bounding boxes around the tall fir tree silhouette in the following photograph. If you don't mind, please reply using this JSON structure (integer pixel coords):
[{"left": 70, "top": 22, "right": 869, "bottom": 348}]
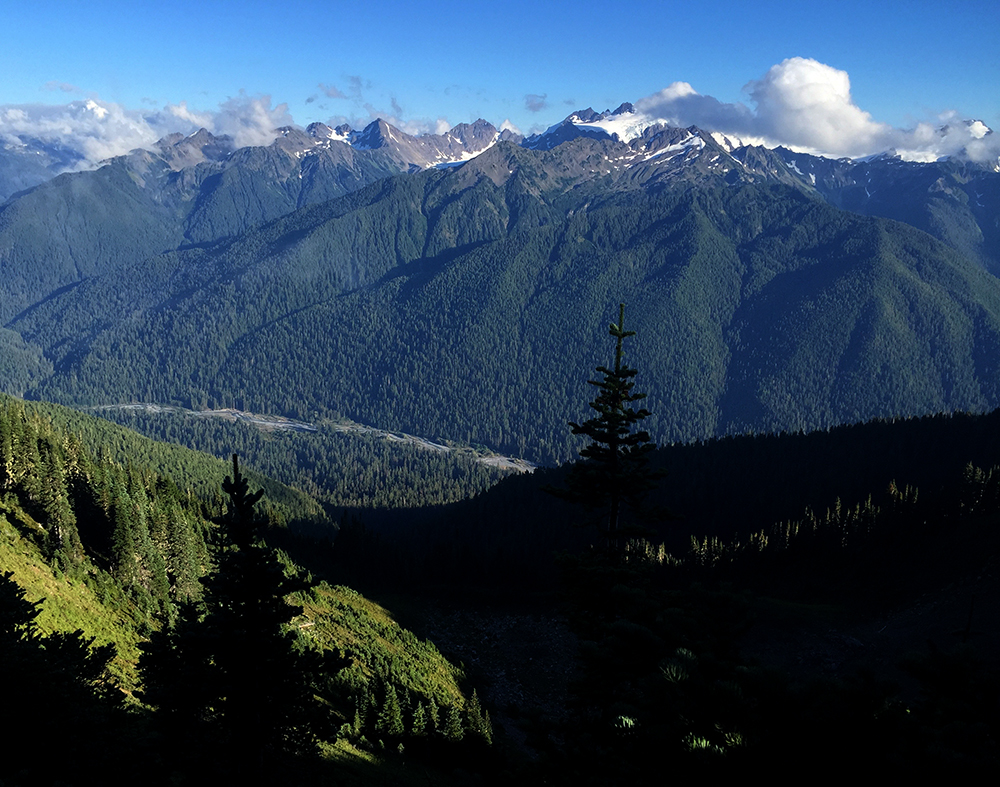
[
  {"left": 140, "top": 455, "right": 331, "bottom": 775},
  {"left": 550, "top": 304, "right": 662, "bottom": 550}
]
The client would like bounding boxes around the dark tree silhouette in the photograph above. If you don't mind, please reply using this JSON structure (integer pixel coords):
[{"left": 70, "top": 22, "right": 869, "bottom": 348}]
[
  {"left": 550, "top": 304, "right": 662, "bottom": 550},
  {"left": 139, "top": 455, "right": 333, "bottom": 776},
  {"left": 0, "top": 571, "right": 121, "bottom": 783}
]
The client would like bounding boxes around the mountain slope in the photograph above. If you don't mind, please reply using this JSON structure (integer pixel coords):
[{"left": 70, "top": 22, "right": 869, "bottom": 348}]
[
  {"left": 12, "top": 142, "right": 1000, "bottom": 462},
  {"left": 768, "top": 148, "right": 1000, "bottom": 274},
  {"left": 0, "top": 119, "right": 504, "bottom": 325}
]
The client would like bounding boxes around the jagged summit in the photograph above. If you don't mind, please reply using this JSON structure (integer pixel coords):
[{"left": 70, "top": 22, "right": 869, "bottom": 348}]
[
  {"left": 523, "top": 103, "right": 645, "bottom": 150},
  {"left": 276, "top": 117, "right": 502, "bottom": 169},
  {"left": 350, "top": 119, "right": 394, "bottom": 150},
  {"left": 153, "top": 128, "right": 233, "bottom": 170}
]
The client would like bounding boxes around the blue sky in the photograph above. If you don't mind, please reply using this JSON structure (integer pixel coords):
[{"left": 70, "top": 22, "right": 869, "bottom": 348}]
[{"left": 2, "top": 0, "right": 997, "bottom": 163}]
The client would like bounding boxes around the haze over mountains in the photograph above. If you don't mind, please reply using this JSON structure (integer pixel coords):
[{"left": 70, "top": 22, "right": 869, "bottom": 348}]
[{"left": 2, "top": 102, "right": 1000, "bottom": 463}]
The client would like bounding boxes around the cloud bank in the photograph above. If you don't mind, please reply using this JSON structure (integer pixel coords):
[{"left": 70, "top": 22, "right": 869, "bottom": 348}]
[
  {"left": 0, "top": 93, "right": 292, "bottom": 171},
  {"left": 635, "top": 57, "right": 999, "bottom": 163}
]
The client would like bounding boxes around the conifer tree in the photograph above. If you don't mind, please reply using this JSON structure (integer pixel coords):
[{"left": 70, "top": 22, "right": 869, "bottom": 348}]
[
  {"left": 411, "top": 701, "right": 428, "bottom": 736},
  {"left": 352, "top": 694, "right": 366, "bottom": 737},
  {"left": 0, "top": 407, "right": 14, "bottom": 488},
  {"left": 377, "top": 683, "right": 405, "bottom": 738},
  {"left": 139, "top": 455, "right": 331, "bottom": 773},
  {"left": 549, "top": 304, "right": 662, "bottom": 550},
  {"left": 465, "top": 689, "right": 492, "bottom": 744},
  {"left": 427, "top": 697, "right": 440, "bottom": 734},
  {"left": 443, "top": 703, "right": 465, "bottom": 741}
]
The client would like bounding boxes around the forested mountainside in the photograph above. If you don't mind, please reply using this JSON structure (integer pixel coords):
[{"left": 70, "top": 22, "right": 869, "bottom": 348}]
[
  {"left": 0, "top": 395, "right": 497, "bottom": 785},
  {"left": 3, "top": 120, "right": 999, "bottom": 463},
  {"left": 0, "top": 395, "right": 214, "bottom": 626},
  {"left": 5, "top": 395, "right": 325, "bottom": 521},
  {"left": 2, "top": 113, "right": 998, "bottom": 780},
  {"left": 90, "top": 404, "right": 515, "bottom": 512},
  {"left": 0, "top": 119, "right": 501, "bottom": 324},
  {"left": 770, "top": 148, "right": 1000, "bottom": 273},
  {"left": 326, "top": 379, "right": 1000, "bottom": 782},
  {"left": 8, "top": 156, "right": 1000, "bottom": 462},
  {"left": 4, "top": 386, "right": 997, "bottom": 783},
  {"left": 339, "top": 406, "right": 1000, "bottom": 589}
]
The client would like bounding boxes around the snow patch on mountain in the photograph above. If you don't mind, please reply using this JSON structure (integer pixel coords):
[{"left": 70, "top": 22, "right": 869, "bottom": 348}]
[
  {"left": 569, "top": 103, "right": 655, "bottom": 143},
  {"left": 637, "top": 132, "right": 706, "bottom": 161},
  {"left": 432, "top": 131, "right": 501, "bottom": 168}
]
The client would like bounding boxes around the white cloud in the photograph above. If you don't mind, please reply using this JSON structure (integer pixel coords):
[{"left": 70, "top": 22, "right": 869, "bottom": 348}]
[
  {"left": 162, "top": 100, "right": 214, "bottom": 129},
  {"left": 0, "top": 98, "right": 168, "bottom": 167},
  {"left": 1, "top": 61, "right": 995, "bottom": 173},
  {"left": 500, "top": 118, "right": 522, "bottom": 135},
  {"left": 744, "top": 58, "right": 889, "bottom": 157},
  {"left": 634, "top": 57, "right": 999, "bottom": 162},
  {"left": 636, "top": 82, "right": 756, "bottom": 137},
  {"left": 0, "top": 93, "right": 291, "bottom": 172},
  {"left": 965, "top": 132, "right": 1000, "bottom": 165},
  {"left": 208, "top": 93, "right": 293, "bottom": 148},
  {"left": 384, "top": 114, "right": 453, "bottom": 137}
]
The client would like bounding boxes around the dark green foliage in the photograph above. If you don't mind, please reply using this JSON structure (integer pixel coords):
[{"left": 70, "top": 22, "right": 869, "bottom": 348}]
[
  {"left": 443, "top": 703, "right": 465, "bottom": 741},
  {"left": 784, "top": 150, "right": 1000, "bottom": 274},
  {"left": 521, "top": 314, "right": 1000, "bottom": 780},
  {"left": 324, "top": 598, "right": 495, "bottom": 758},
  {"left": 32, "top": 397, "right": 326, "bottom": 522},
  {"left": 139, "top": 455, "right": 333, "bottom": 773},
  {"left": 376, "top": 683, "right": 405, "bottom": 739},
  {"left": 0, "top": 134, "right": 414, "bottom": 326},
  {"left": 3, "top": 131, "right": 1000, "bottom": 779},
  {"left": 427, "top": 697, "right": 440, "bottom": 733},
  {"left": 0, "top": 161, "right": 185, "bottom": 325},
  {"left": 0, "top": 394, "right": 501, "bottom": 781},
  {"left": 550, "top": 456, "right": 1000, "bottom": 783},
  {"left": 0, "top": 396, "right": 212, "bottom": 619},
  {"left": 411, "top": 701, "right": 427, "bottom": 736},
  {"left": 548, "top": 304, "right": 662, "bottom": 547},
  {"left": 342, "top": 404, "right": 1000, "bottom": 594},
  {"left": 10, "top": 157, "right": 1000, "bottom": 466},
  {"left": 0, "top": 327, "right": 53, "bottom": 397},
  {"left": 465, "top": 689, "right": 493, "bottom": 745},
  {"left": 0, "top": 571, "right": 126, "bottom": 784},
  {"left": 672, "top": 452, "right": 1000, "bottom": 600},
  {"left": 89, "top": 405, "right": 512, "bottom": 513},
  {"left": 0, "top": 570, "right": 41, "bottom": 639}
]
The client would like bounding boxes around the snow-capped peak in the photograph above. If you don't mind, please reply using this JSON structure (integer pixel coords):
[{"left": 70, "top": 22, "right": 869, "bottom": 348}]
[
  {"left": 526, "top": 102, "right": 704, "bottom": 150},
  {"left": 567, "top": 102, "right": 657, "bottom": 143}
]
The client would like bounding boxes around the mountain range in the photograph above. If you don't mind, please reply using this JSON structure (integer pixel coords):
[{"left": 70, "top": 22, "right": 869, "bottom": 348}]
[{"left": 2, "top": 106, "right": 1000, "bottom": 463}]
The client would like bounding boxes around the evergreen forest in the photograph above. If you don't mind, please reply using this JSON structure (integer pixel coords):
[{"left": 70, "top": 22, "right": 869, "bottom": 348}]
[
  {"left": 2, "top": 122, "right": 1000, "bottom": 783},
  {"left": 2, "top": 310, "right": 998, "bottom": 782}
]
